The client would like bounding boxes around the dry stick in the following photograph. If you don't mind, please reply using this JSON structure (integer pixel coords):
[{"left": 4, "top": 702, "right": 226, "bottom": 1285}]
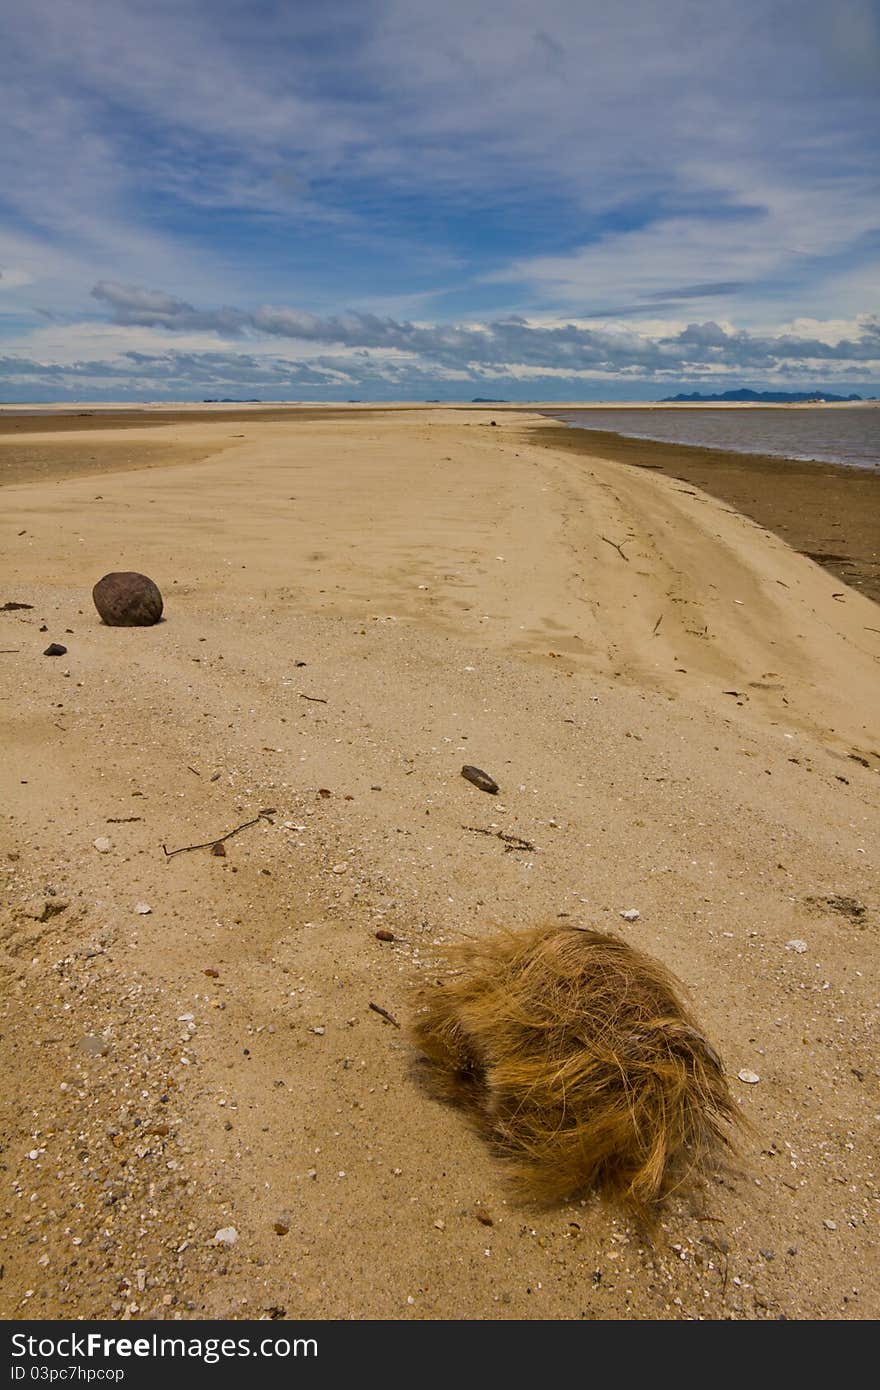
[
  {"left": 462, "top": 825, "right": 536, "bottom": 852},
  {"left": 187, "top": 765, "right": 201, "bottom": 776},
  {"left": 162, "top": 811, "right": 272, "bottom": 859},
  {"left": 600, "top": 535, "right": 629, "bottom": 562},
  {"left": 652, "top": 614, "right": 663, "bottom": 635},
  {"left": 0, "top": 649, "right": 21, "bottom": 653},
  {"left": 300, "top": 693, "right": 328, "bottom": 703},
  {"left": 368, "top": 1001, "right": 401, "bottom": 1029}
]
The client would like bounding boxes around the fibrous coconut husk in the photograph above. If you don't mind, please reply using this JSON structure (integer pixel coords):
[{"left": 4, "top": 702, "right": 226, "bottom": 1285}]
[{"left": 411, "top": 925, "right": 740, "bottom": 1216}]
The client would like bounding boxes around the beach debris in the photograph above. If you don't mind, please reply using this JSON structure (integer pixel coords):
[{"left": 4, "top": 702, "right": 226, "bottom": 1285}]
[
  {"left": 93, "top": 836, "right": 113, "bottom": 853},
  {"left": 737, "top": 1069, "right": 761, "bottom": 1084},
  {"left": 600, "top": 535, "right": 629, "bottom": 562},
  {"left": 805, "top": 893, "right": 866, "bottom": 922},
  {"left": 134, "top": 902, "right": 152, "bottom": 915},
  {"left": 463, "top": 825, "right": 536, "bottom": 852},
  {"left": 619, "top": 908, "right": 640, "bottom": 922},
  {"left": 25, "top": 897, "right": 69, "bottom": 923},
  {"left": 474, "top": 1207, "right": 494, "bottom": 1227},
  {"left": 204, "top": 967, "right": 220, "bottom": 978},
  {"left": 211, "top": 841, "right": 227, "bottom": 857},
  {"left": 162, "top": 810, "right": 273, "bottom": 859},
  {"left": 785, "top": 938, "right": 808, "bottom": 953},
  {"left": 92, "top": 571, "right": 163, "bottom": 627},
  {"left": 823, "top": 1219, "right": 838, "bottom": 1231},
  {"left": 652, "top": 614, "right": 663, "bottom": 635},
  {"left": 214, "top": 1227, "right": 238, "bottom": 1247},
  {"left": 300, "top": 693, "right": 328, "bottom": 703},
  {"left": 369, "top": 1001, "right": 401, "bottom": 1029},
  {"left": 461, "top": 765, "right": 499, "bottom": 795},
  {"left": 1, "top": 601, "right": 33, "bottom": 611},
  {"left": 273, "top": 1215, "right": 291, "bottom": 1236},
  {"left": 375, "top": 929, "right": 396, "bottom": 942},
  {"left": 43, "top": 643, "right": 67, "bottom": 656},
  {"left": 413, "top": 925, "right": 739, "bottom": 1215}
]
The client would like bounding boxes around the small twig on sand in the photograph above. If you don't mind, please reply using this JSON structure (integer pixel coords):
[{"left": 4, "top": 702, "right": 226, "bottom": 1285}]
[
  {"left": 107, "top": 816, "right": 143, "bottom": 824},
  {"left": 462, "top": 825, "right": 536, "bottom": 852},
  {"left": 0, "top": 649, "right": 21, "bottom": 653},
  {"left": 162, "top": 811, "right": 273, "bottom": 859},
  {"left": 652, "top": 614, "right": 663, "bottom": 635},
  {"left": 300, "top": 693, "right": 328, "bottom": 703},
  {"left": 187, "top": 765, "right": 201, "bottom": 776},
  {"left": 600, "top": 535, "right": 629, "bottom": 562},
  {"left": 369, "top": 1001, "right": 401, "bottom": 1029}
]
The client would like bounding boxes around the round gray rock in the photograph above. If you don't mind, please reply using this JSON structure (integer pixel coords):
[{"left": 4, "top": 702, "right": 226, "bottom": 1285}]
[{"left": 93, "top": 572, "right": 163, "bottom": 626}]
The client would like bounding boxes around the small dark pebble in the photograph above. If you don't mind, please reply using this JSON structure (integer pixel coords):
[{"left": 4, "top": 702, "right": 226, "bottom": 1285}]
[
  {"left": 375, "top": 929, "right": 395, "bottom": 942},
  {"left": 43, "top": 643, "right": 67, "bottom": 656},
  {"left": 211, "top": 841, "right": 227, "bottom": 857},
  {"left": 474, "top": 1207, "right": 494, "bottom": 1226},
  {"left": 461, "top": 764, "right": 499, "bottom": 795}
]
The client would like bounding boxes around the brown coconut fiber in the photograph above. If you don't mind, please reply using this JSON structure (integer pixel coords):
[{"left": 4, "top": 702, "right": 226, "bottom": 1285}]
[{"left": 412, "top": 925, "right": 740, "bottom": 1216}]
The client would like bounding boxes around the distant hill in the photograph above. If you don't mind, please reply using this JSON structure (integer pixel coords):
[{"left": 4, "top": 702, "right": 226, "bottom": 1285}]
[{"left": 661, "top": 389, "right": 863, "bottom": 404}]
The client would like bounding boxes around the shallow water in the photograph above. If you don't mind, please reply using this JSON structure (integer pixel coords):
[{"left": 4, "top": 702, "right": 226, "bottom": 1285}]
[{"left": 546, "top": 406, "right": 880, "bottom": 471}]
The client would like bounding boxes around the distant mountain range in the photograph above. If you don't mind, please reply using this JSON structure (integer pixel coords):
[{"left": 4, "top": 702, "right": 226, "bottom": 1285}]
[{"left": 660, "top": 389, "right": 865, "bottom": 404}]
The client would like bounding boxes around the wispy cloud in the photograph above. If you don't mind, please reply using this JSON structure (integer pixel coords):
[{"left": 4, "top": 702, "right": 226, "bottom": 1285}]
[{"left": 0, "top": 1, "right": 877, "bottom": 397}]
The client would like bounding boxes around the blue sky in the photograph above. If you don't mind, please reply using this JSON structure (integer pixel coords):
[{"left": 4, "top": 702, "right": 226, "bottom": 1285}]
[{"left": 1, "top": 0, "right": 878, "bottom": 401}]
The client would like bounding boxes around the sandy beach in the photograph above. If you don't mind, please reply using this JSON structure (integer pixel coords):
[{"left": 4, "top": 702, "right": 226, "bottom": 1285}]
[{"left": 1, "top": 406, "right": 877, "bottom": 1321}]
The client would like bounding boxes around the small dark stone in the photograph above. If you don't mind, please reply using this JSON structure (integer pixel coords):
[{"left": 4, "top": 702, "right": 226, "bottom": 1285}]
[
  {"left": 92, "top": 572, "right": 163, "bottom": 627},
  {"left": 1, "top": 601, "right": 33, "bottom": 611},
  {"left": 461, "top": 764, "right": 499, "bottom": 795},
  {"left": 43, "top": 643, "right": 67, "bottom": 656}
]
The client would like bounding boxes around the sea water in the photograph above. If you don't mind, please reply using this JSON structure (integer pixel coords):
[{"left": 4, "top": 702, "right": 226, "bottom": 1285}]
[{"left": 546, "top": 407, "right": 879, "bottom": 471}]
